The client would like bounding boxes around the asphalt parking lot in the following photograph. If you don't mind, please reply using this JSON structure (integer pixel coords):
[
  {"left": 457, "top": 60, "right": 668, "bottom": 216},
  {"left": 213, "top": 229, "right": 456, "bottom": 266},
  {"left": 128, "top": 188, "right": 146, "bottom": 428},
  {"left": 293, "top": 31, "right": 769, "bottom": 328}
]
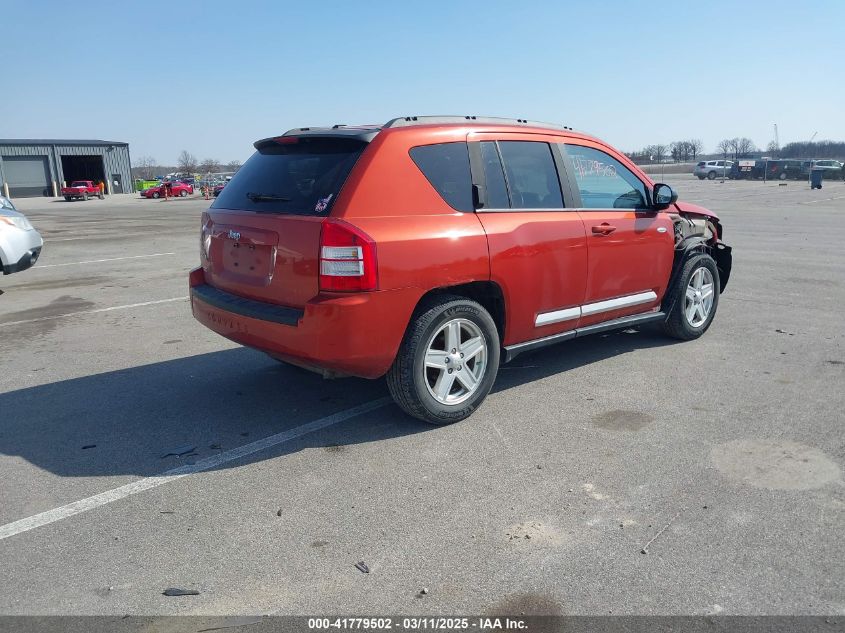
[{"left": 1, "top": 177, "right": 843, "bottom": 616}]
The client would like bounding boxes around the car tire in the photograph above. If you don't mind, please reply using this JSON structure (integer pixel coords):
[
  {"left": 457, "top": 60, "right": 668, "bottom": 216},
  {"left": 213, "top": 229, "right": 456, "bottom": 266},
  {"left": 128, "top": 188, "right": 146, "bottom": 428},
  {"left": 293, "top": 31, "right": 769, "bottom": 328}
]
[
  {"left": 662, "top": 253, "right": 720, "bottom": 341},
  {"left": 779, "top": 172, "right": 787, "bottom": 180},
  {"left": 387, "top": 295, "right": 500, "bottom": 425},
  {"left": 697, "top": 176, "right": 705, "bottom": 180},
  {"left": 707, "top": 171, "right": 716, "bottom": 180},
  {"left": 152, "top": 192, "right": 160, "bottom": 199},
  {"left": 64, "top": 196, "right": 71, "bottom": 201},
  {"left": 180, "top": 190, "right": 188, "bottom": 197}
]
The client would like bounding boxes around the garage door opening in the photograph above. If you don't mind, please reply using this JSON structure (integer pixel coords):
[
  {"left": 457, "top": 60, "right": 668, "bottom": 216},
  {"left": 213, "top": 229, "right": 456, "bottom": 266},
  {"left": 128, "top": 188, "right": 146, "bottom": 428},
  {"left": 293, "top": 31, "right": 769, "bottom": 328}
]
[{"left": 61, "top": 155, "right": 106, "bottom": 190}]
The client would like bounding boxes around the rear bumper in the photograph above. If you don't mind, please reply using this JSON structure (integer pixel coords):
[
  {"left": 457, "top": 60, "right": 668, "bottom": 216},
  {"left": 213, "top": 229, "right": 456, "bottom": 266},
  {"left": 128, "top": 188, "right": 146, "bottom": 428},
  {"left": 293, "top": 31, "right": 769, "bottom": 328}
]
[{"left": 189, "top": 268, "right": 421, "bottom": 379}]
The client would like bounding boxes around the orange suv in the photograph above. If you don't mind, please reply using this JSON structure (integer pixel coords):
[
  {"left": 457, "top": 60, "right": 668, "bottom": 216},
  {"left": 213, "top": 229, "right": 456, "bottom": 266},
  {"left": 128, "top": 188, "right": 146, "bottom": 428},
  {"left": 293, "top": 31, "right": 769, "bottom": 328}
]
[{"left": 190, "top": 116, "right": 732, "bottom": 424}]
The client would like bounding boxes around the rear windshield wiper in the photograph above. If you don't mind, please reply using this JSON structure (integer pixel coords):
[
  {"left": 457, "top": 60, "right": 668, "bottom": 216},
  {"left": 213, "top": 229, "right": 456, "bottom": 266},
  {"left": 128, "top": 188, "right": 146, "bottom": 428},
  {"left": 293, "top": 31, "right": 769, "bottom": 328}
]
[{"left": 246, "top": 192, "right": 291, "bottom": 203}]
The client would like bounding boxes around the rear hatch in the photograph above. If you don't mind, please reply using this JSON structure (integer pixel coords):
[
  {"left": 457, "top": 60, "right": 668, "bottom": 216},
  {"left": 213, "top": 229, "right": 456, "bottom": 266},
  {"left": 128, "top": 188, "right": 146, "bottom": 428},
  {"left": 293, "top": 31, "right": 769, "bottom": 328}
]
[{"left": 203, "top": 135, "right": 369, "bottom": 308}]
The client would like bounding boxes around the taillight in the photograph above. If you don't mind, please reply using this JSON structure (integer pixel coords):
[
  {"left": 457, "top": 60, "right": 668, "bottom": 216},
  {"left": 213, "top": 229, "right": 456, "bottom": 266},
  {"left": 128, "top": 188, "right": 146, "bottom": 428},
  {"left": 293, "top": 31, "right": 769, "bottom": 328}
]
[{"left": 319, "top": 220, "right": 378, "bottom": 292}]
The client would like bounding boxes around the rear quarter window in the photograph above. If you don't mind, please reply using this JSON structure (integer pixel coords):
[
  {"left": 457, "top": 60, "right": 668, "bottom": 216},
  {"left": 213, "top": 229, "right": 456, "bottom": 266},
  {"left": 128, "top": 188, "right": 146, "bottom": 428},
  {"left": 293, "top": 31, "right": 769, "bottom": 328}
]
[
  {"left": 213, "top": 137, "right": 367, "bottom": 215},
  {"left": 409, "top": 142, "right": 473, "bottom": 212}
]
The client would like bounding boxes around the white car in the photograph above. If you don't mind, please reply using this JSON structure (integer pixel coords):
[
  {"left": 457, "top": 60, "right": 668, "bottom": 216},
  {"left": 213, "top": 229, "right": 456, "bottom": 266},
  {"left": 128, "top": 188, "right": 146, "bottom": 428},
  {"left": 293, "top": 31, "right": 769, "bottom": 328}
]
[
  {"left": 0, "top": 197, "right": 43, "bottom": 275},
  {"left": 694, "top": 160, "right": 734, "bottom": 180}
]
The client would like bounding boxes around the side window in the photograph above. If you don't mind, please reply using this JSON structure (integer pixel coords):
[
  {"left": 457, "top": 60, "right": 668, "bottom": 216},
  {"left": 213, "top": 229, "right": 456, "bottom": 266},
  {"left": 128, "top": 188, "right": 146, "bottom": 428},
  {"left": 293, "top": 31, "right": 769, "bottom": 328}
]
[
  {"left": 497, "top": 141, "right": 563, "bottom": 209},
  {"left": 409, "top": 142, "right": 473, "bottom": 212},
  {"left": 479, "top": 141, "right": 510, "bottom": 208},
  {"left": 564, "top": 144, "right": 647, "bottom": 210}
]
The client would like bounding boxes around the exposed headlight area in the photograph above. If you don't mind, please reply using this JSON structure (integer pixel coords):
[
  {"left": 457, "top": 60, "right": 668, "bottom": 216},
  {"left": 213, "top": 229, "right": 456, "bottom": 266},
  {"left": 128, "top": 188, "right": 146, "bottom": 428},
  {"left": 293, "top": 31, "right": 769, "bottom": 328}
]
[{"left": 0, "top": 215, "right": 34, "bottom": 231}]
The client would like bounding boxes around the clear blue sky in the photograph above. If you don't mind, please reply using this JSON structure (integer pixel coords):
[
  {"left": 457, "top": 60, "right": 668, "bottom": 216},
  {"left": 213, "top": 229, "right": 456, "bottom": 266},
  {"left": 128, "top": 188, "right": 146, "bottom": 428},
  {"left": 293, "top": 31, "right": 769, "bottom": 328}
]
[{"left": 2, "top": 0, "right": 843, "bottom": 165}]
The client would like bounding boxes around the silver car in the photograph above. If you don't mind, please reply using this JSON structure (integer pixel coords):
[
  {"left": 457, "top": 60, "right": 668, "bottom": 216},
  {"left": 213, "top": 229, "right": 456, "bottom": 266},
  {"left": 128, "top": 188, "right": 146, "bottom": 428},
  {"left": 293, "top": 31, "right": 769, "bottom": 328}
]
[
  {"left": 694, "top": 160, "right": 734, "bottom": 180},
  {"left": 0, "top": 197, "right": 43, "bottom": 275}
]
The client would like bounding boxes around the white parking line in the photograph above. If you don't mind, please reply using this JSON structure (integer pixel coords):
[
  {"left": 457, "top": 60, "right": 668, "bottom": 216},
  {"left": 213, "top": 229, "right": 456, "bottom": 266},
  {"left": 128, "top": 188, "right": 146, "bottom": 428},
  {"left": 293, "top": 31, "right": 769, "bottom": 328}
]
[
  {"left": 36, "top": 253, "right": 176, "bottom": 268},
  {"left": 0, "top": 297, "right": 187, "bottom": 327},
  {"left": 0, "top": 398, "right": 391, "bottom": 541},
  {"left": 799, "top": 195, "right": 845, "bottom": 205}
]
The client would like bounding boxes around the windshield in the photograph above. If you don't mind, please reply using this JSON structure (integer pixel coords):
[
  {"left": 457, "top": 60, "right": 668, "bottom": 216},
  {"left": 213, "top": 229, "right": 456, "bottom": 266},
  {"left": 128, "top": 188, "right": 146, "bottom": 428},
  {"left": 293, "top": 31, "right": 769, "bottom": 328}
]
[
  {"left": 70, "top": 181, "right": 88, "bottom": 187},
  {"left": 212, "top": 137, "right": 367, "bottom": 215}
]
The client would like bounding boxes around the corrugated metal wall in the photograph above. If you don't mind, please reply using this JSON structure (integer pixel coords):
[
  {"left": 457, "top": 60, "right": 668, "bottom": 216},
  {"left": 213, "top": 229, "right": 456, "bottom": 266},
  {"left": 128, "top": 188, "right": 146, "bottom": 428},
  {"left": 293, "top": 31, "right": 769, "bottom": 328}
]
[{"left": 0, "top": 143, "right": 133, "bottom": 197}]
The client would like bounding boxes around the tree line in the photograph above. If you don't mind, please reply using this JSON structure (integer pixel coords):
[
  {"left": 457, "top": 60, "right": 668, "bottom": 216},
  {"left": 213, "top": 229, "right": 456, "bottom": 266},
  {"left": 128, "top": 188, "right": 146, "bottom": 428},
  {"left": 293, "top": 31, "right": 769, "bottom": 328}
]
[
  {"left": 777, "top": 140, "right": 845, "bottom": 159},
  {"left": 132, "top": 151, "right": 242, "bottom": 179},
  {"left": 628, "top": 137, "right": 845, "bottom": 164},
  {"left": 627, "top": 139, "right": 704, "bottom": 164}
]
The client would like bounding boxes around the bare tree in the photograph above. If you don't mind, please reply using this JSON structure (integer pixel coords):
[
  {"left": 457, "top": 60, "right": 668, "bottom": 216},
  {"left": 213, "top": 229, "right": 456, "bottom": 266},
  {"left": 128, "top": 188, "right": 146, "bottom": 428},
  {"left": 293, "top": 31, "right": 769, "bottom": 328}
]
[
  {"left": 136, "top": 155, "right": 157, "bottom": 179},
  {"left": 735, "top": 137, "right": 757, "bottom": 157},
  {"left": 225, "top": 160, "right": 242, "bottom": 172},
  {"left": 689, "top": 139, "right": 703, "bottom": 161},
  {"left": 717, "top": 139, "right": 733, "bottom": 157},
  {"left": 200, "top": 158, "right": 221, "bottom": 174},
  {"left": 177, "top": 150, "right": 198, "bottom": 175},
  {"left": 766, "top": 140, "right": 779, "bottom": 157},
  {"left": 652, "top": 143, "right": 668, "bottom": 163}
]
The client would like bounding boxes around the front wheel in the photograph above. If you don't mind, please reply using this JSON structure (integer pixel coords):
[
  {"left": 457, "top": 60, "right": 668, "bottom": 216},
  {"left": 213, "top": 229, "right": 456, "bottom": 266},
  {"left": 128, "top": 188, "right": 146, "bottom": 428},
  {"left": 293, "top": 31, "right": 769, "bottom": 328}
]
[
  {"left": 779, "top": 172, "right": 787, "bottom": 180},
  {"left": 152, "top": 192, "right": 160, "bottom": 199},
  {"left": 707, "top": 171, "right": 716, "bottom": 180},
  {"left": 179, "top": 190, "right": 188, "bottom": 197},
  {"left": 387, "top": 296, "right": 500, "bottom": 425},
  {"left": 662, "top": 253, "right": 720, "bottom": 340}
]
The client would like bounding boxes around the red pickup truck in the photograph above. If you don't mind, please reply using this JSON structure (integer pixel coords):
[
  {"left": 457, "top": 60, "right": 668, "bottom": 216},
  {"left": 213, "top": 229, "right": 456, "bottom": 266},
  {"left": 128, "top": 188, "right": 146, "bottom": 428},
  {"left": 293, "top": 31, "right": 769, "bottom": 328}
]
[{"left": 62, "top": 180, "right": 104, "bottom": 201}]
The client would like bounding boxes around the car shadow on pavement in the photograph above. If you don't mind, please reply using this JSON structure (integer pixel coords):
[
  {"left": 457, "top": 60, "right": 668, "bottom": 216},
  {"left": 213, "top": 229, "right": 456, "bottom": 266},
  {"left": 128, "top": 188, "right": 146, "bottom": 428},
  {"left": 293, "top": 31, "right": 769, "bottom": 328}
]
[
  {"left": 0, "top": 348, "right": 421, "bottom": 480},
  {"left": 491, "top": 324, "right": 679, "bottom": 393},
  {"left": 0, "top": 327, "right": 678, "bottom": 480}
]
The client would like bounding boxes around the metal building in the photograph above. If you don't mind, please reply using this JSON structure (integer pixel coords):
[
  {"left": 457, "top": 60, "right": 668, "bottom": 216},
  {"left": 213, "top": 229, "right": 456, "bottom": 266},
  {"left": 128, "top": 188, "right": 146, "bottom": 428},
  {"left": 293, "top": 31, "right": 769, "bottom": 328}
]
[{"left": 0, "top": 139, "right": 133, "bottom": 198}]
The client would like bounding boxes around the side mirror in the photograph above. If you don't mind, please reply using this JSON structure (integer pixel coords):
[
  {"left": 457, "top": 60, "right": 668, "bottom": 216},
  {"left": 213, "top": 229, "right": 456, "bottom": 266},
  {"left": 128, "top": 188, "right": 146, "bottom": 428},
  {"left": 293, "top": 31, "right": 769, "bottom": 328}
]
[{"left": 653, "top": 183, "right": 678, "bottom": 210}]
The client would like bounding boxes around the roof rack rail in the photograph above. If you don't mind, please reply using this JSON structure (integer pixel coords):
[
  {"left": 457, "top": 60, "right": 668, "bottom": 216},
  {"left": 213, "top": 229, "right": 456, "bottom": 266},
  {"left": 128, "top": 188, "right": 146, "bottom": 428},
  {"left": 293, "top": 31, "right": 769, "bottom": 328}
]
[{"left": 383, "top": 115, "right": 575, "bottom": 131}]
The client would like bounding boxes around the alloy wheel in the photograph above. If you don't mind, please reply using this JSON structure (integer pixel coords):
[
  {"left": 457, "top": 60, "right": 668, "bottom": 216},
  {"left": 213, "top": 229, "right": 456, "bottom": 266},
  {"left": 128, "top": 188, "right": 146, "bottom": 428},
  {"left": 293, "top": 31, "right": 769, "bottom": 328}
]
[
  {"left": 423, "top": 318, "right": 488, "bottom": 405},
  {"left": 685, "top": 267, "right": 715, "bottom": 327}
]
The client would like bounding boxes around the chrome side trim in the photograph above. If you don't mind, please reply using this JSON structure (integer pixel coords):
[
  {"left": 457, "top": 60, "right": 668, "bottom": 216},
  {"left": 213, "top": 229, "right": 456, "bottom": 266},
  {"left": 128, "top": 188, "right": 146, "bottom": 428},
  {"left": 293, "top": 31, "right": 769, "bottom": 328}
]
[
  {"left": 534, "top": 306, "right": 580, "bottom": 327},
  {"left": 534, "top": 290, "right": 658, "bottom": 327},
  {"left": 579, "top": 291, "right": 657, "bottom": 317}
]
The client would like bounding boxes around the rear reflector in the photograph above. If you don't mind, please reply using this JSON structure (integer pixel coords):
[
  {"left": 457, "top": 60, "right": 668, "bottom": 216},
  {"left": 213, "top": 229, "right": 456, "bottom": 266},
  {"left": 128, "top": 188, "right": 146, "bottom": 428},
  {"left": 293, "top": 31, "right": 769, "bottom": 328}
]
[{"left": 319, "top": 220, "right": 377, "bottom": 292}]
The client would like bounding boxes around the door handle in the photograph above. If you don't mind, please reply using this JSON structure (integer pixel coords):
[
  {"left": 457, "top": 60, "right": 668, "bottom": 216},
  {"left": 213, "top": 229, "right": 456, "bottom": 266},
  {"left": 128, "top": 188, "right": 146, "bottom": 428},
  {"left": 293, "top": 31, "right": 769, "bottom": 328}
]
[{"left": 592, "top": 224, "right": 617, "bottom": 235}]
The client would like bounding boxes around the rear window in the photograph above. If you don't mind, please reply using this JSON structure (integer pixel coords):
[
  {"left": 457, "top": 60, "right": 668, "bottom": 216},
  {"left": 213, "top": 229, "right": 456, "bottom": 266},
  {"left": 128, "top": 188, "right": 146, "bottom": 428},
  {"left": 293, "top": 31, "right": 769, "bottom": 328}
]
[
  {"left": 409, "top": 142, "right": 473, "bottom": 212},
  {"left": 212, "top": 137, "right": 367, "bottom": 215}
]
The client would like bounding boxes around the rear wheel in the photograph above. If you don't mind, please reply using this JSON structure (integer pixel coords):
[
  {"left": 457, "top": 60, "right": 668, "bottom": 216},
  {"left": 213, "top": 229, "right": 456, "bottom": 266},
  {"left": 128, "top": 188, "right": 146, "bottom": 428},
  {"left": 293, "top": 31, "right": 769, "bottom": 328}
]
[
  {"left": 662, "top": 253, "right": 719, "bottom": 340},
  {"left": 64, "top": 196, "right": 71, "bottom": 201},
  {"left": 779, "top": 172, "right": 787, "bottom": 180},
  {"left": 707, "top": 171, "right": 716, "bottom": 180},
  {"left": 697, "top": 175, "right": 705, "bottom": 180},
  {"left": 179, "top": 189, "right": 188, "bottom": 197},
  {"left": 387, "top": 295, "right": 500, "bottom": 425},
  {"left": 152, "top": 192, "right": 160, "bottom": 199}
]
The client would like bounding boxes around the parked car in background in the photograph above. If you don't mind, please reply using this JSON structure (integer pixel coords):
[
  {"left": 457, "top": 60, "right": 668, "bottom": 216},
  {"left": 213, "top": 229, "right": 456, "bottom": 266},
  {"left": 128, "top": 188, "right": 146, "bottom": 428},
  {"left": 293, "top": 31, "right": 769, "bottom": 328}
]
[
  {"left": 142, "top": 181, "right": 194, "bottom": 198},
  {"left": 191, "top": 115, "right": 732, "bottom": 424},
  {"left": 728, "top": 160, "right": 756, "bottom": 180},
  {"left": 762, "top": 159, "right": 803, "bottom": 180},
  {"left": 213, "top": 183, "right": 226, "bottom": 197},
  {"left": 801, "top": 159, "right": 844, "bottom": 178},
  {"left": 0, "top": 196, "right": 43, "bottom": 275},
  {"left": 694, "top": 160, "right": 733, "bottom": 180},
  {"left": 61, "top": 180, "right": 104, "bottom": 201}
]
